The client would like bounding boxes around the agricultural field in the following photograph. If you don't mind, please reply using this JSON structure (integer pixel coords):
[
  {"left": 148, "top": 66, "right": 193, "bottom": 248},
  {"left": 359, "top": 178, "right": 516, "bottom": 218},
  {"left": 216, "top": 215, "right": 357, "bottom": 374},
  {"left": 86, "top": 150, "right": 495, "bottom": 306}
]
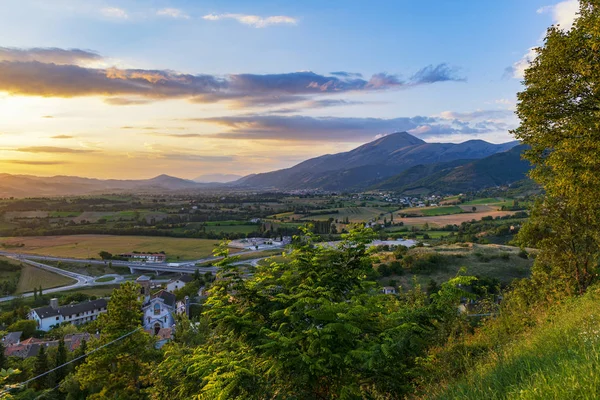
[
  {"left": 393, "top": 210, "right": 516, "bottom": 227},
  {"left": 16, "top": 264, "right": 75, "bottom": 293},
  {"left": 0, "top": 235, "right": 241, "bottom": 261},
  {"left": 401, "top": 205, "right": 464, "bottom": 217},
  {"left": 375, "top": 243, "right": 533, "bottom": 290},
  {"left": 300, "top": 207, "right": 395, "bottom": 223}
]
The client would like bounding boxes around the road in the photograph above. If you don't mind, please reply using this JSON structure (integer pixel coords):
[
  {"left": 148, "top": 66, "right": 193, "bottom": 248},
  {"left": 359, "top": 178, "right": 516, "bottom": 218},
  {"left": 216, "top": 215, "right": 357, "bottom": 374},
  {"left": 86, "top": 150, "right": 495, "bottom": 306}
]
[
  {"left": 0, "top": 248, "right": 281, "bottom": 303},
  {"left": 0, "top": 247, "right": 274, "bottom": 274},
  {"left": 0, "top": 256, "right": 128, "bottom": 303}
]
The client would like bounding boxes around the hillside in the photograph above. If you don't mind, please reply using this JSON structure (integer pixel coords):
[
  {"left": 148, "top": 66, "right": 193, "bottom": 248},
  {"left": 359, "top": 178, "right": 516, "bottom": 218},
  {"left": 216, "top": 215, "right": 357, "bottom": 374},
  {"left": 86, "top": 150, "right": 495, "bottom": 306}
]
[
  {"left": 234, "top": 132, "right": 520, "bottom": 190},
  {"left": 424, "top": 286, "right": 600, "bottom": 399},
  {"left": 0, "top": 174, "right": 212, "bottom": 198},
  {"left": 374, "top": 144, "right": 531, "bottom": 194}
]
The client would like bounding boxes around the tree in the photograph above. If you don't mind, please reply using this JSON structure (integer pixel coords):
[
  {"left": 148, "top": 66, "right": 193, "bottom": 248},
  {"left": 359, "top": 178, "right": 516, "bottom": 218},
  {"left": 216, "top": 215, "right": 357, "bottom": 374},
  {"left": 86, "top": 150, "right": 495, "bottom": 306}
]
[
  {"left": 52, "top": 338, "right": 68, "bottom": 386},
  {"left": 514, "top": 0, "right": 600, "bottom": 296},
  {"left": 98, "top": 251, "right": 112, "bottom": 260},
  {"left": 471, "top": 206, "right": 477, "bottom": 212},
  {"left": 7, "top": 320, "right": 37, "bottom": 339},
  {"left": 71, "top": 282, "right": 158, "bottom": 399},
  {"left": 33, "top": 345, "right": 49, "bottom": 390},
  {"left": 151, "top": 229, "right": 474, "bottom": 399}
]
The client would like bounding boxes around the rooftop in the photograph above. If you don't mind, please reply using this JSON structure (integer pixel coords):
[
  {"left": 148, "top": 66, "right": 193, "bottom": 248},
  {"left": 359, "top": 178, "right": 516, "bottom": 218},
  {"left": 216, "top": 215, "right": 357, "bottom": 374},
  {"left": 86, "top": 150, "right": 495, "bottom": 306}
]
[{"left": 32, "top": 298, "right": 108, "bottom": 319}]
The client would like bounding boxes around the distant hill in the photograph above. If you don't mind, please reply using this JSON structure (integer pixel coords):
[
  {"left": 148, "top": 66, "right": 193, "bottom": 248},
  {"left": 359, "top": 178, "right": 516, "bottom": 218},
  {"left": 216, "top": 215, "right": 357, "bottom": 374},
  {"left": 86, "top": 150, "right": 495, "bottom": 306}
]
[
  {"left": 373, "top": 144, "right": 532, "bottom": 194},
  {"left": 0, "top": 174, "right": 212, "bottom": 198},
  {"left": 234, "top": 132, "right": 520, "bottom": 190},
  {"left": 193, "top": 173, "right": 242, "bottom": 183}
]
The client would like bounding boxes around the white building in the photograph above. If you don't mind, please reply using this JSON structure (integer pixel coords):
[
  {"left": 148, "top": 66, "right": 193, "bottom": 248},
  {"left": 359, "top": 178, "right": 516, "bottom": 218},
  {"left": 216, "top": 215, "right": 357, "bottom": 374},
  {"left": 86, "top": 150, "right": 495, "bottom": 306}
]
[
  {"left": 381, "top": 286, "right": 397, "bottom": 295},
  {"left": 29, "top": 298, "right": 108, "bottom": 332},
  {"left": 142, "top": 290, "right": 176, "bottom": 335},
  {"left": 166, "top": 275, "right": 193, "bottom": 293}
]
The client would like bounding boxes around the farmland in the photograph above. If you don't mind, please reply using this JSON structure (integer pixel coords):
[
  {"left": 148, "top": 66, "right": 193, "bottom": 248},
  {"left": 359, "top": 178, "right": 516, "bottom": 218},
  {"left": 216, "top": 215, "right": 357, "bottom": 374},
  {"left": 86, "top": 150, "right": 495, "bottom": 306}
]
[
  {"left": 16, "top": 263, "right": 76, "bottom": 293},
  {"left": 0, "top": 235, "right": 240, "bottom": 261},
  {"left": 374, "top": 243, "right": 534, "bottom": 290}
]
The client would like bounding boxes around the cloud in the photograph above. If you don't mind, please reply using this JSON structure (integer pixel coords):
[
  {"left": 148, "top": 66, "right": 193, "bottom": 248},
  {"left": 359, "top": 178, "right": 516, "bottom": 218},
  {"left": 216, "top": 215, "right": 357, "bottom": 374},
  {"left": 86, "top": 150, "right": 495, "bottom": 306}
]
[
  {"left": 157, "top": 8, "right": 190, "bottom": 19},
  {"left": 538, "top": 0, "right": 579, "bottom": 30},
  {"left": 102, "top": 7, "right": 128, "bottom": 19},
  {"left": 15, "top": 146, "right": 96, "bottom": 154},
  {"left": 509, "top": 1, "right": 579, "bottom": 79},
  {"left": 42, "top": 115, "right": 54, "bottom": 119},
  {"left": 409, "top": 64, "right": 466, "bottom": 84},
  {"left": 50, "top": 135, "right": 73, "bottom": 139},
  {"left": 202, "top": 13, "right": 297, "bottom": 28},
  {"left": 0, "top": 159, "right": 70, "bottom": 165},
  {"left": 0, "top": 50, "right": 463, "bottom": 106},
  {"left": 192, "top": 115, "right": 437, "bottom": 141},
  {"left": 0, "top": 47, "right": 101, "bottom": 66},
  {"left": 509, "top": 47, "right": 538, "bottom": 79},
  {"left": 188, "top": 111, "right": 515, "bottom": 142},
  {"left": 104, "top": 97, "right": 153, "bottom": 105},
  {"left": 438, "top": 109, "right": 513, "bottom": 121},
  {"left": 330, "top": 71, "right": 363, "bottom": 78}
]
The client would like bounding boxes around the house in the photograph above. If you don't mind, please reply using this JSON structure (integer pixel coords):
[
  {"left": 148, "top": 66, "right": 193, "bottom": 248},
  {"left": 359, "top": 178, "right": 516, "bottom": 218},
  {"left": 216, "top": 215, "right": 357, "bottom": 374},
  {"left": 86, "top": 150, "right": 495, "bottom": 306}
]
[
  {"left": 142, "top": 290, "right": 176, "bottom": 335},
  {"left": 166, "top": 274, "right": 194, "bottom": 293},
  {"left": 29, "top": 298, "right": 108, "bottom": 331},
  {"left": 3, "top": 333, "right": 99, "bottom": 359},
  {"left": 2, "top": 331, "right": 22, "bottom": 346},
  {"left": 119, "top": 253, "right": 166, "bottom": 263},
  {"left": 381, "top": 286, "right": 397, "bottom": 295}
]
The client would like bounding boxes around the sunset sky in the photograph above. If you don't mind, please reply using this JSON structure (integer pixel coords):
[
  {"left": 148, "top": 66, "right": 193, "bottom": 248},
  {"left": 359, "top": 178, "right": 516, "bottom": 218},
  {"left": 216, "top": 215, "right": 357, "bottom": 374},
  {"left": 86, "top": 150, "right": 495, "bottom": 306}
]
[{"left": 0, "top": 0, "right": 579, "bottom": 179}]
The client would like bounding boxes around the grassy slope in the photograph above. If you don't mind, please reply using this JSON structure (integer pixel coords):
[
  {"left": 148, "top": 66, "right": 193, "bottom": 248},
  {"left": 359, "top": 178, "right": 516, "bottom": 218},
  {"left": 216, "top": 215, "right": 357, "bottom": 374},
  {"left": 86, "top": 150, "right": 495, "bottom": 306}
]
[
  {"left": 16, "top": 264, "right": 75, "bottom": 293},
  {"left": 426, "top": 287, "right": 600, "bottom": 399}
]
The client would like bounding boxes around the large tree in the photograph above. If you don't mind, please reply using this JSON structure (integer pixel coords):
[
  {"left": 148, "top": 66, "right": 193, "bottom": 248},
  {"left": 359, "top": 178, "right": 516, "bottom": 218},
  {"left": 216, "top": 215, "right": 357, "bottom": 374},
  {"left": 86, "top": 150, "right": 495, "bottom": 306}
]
[
  {"left": 151, "top": 229, "right": 474, "bottom": 399},
  {"left": 515, "top": 0, "right": 600, "bottom": 295},
  {"left": 69, "top": 282, "right": 159, "bottom": 399}
]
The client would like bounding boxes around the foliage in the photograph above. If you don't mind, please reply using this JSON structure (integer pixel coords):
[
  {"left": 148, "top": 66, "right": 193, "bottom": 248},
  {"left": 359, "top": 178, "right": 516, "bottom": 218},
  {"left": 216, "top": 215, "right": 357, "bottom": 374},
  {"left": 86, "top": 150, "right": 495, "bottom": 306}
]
[
  {"left": 152, "top": 228, "right": 475, "bottom": 399},
  {"left": 514, "top": 0, "right": 600, "bottom": 296},
  {"left": 69, "top": 282, "right": 159, "bottom": 400},
  {"left": 6, "top": 321, "right": 36, "bottom": 340}
]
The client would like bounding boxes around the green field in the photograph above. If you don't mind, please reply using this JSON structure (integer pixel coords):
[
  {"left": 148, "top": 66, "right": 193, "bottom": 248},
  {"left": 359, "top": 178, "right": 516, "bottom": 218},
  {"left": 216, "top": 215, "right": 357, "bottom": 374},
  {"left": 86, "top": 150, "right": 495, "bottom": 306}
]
[
  {"left": 0, "top": 235, "right": 240, "bottom": 261},
  {"left": 16, "top": 264, "right": 76, "bottom": 293},
  {"left": 430, "top": 287, "right": 600, "bottom": 399},
  {"left": 49, "top": 211, "right": 82, "bottom": 218},
  {"left": 301, "top": 207, "right": 394, "bottom": 223},
  {"left": 419, "top": 206, "right": 464, "bottom": 216},
  {"left": 462, "top": 197, "right": 507, "bottom": 205}
]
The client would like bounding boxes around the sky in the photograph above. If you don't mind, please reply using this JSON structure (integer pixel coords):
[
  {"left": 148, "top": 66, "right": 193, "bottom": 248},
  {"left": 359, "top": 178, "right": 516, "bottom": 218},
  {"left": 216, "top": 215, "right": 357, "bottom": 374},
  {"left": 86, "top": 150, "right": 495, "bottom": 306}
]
[{"left": 0, "top": 0, "right": 580, "bottom": 179}]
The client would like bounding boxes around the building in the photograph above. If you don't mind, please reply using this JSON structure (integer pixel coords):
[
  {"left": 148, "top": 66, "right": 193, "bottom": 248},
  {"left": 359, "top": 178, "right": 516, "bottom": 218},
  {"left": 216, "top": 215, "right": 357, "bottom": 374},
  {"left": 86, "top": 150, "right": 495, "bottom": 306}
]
[
  {"left": 2, "top": 331, "right": 22, "bottom": 346},
  {"left": 381, "top": 286, "right": 397, "bottom": 295},
  {"left": 119, "top": 253, "right": 167, "bottom": 263},
  {"left": 142, "top": 290, "right": 176, "bottom": 335},
  {"left": 166, "top": 274, "right": 194, "bottom": 293},
  {"left": 29, "top": 298, "right": 108, "bottom": 331}
]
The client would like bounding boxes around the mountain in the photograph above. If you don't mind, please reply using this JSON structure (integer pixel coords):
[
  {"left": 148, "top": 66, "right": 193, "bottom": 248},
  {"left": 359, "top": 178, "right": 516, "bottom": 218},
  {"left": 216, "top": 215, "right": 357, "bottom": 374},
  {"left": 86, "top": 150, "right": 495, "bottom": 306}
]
[
  {"left": 234, "top": 132, "right": 520, "bottom": 190},
  {"left": 374, "top": 144, "right": 531, "bottom": 194},
  {"left": 193, "top": 173, "right": 242, "bottom": 183},
  {"left": 0, "top": 174, "right": 211, "bottom": 198}
]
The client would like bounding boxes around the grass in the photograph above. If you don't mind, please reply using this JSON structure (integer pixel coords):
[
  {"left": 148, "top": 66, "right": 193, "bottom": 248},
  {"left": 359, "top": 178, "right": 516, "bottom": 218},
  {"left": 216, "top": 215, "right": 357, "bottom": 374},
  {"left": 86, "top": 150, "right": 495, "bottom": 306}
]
[
  {"left": 49, "top": 211, "right": 82, "bottom": 218},
  {"left": 57, "top": 285, "right": 120, "bottom": 297},
  {"left": 427, "top": 286, "right": 600, "bottom": 399},
  {"left": 0, "top": 235, "right": 240, "bottom": 261},
  {"left": 462, "top": 197, "right": 507, "bottom": 205},
  {"left": 302, "top": 207, "right": 392, "bottom": 223},
  {"left": 377, "top": 243, "right": 532, "bottom": 290},
  {"left": 95, "top": 276, "right": 116, "bottom": 282},
  {"left": 16, "top": 264, "right": 75, "bottom": 293},
  {"left": 42, "top": 260, "right": 130, "bottom": 277},
  {"left": 419, "top": 206, "right": 464, "bottom": 217}
]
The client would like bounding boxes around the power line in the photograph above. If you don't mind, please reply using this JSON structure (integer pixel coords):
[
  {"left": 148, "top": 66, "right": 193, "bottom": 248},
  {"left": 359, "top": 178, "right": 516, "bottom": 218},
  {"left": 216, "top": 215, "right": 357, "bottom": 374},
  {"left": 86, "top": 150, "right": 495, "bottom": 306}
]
[{"left": 0, "top": 327, "right": 142, "bottom": 397}]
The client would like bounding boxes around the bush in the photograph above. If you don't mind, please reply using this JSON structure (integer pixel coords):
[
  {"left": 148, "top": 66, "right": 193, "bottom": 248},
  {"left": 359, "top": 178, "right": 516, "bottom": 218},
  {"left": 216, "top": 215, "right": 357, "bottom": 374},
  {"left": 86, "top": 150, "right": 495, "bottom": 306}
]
[{"left": 8, "top": 319, "right": 37, "bottom": 338}]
